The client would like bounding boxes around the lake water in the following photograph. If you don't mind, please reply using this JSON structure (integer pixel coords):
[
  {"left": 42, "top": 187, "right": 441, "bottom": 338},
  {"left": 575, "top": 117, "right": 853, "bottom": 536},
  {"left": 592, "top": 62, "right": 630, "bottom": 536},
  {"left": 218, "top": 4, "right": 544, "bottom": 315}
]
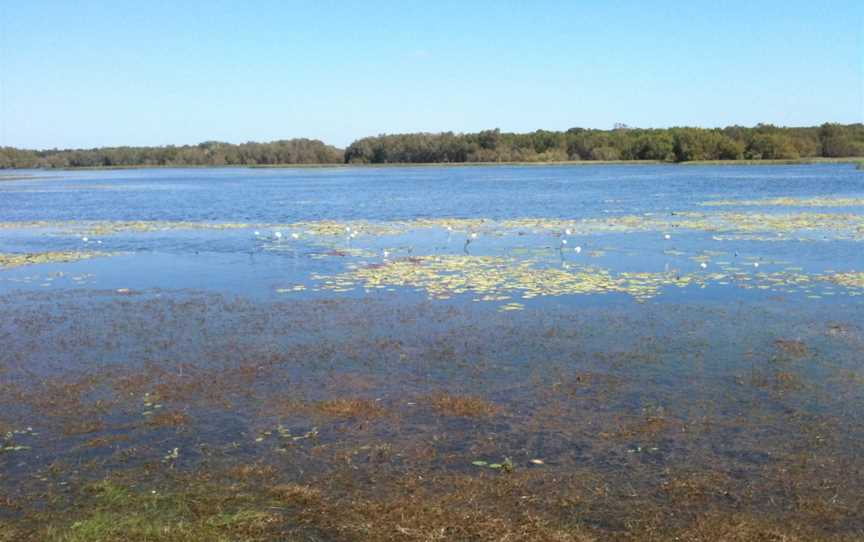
[{"left": 2, "top": 164, "right": 864, "bottom": 539}]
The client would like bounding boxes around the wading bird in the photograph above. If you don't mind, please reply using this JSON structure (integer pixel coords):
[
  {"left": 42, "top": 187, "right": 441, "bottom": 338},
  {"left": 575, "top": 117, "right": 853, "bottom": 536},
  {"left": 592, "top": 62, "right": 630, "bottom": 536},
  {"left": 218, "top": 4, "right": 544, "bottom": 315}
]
[{"left": 464, "top": 232, "right": 478, "bottom": 253}]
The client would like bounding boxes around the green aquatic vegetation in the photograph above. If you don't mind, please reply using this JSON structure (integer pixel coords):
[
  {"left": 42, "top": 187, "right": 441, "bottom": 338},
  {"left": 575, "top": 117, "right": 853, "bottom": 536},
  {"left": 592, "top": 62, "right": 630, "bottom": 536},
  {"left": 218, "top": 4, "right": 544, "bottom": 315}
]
[
  {"left": 311, "top": 253, "right": 864, "bottom": 303},
  {"left": 823, "top": 272, "right": 864, "bottom": 289},
  {"left": 4, "top": 210, "right": 864, "bottom": 243},
  {"left": 670, "top": 211, "right": 864, "bottom": 238},
  {"left": 1, "top": 427, "right": 35, "bottom": 454},
  {"left": 711, "top": 268, "right": 864, "bottom": 297},
  {"left": 307, "top": 246, "right": 376, "bottom": 259},
  {"left": 274, "top": 285, "right": 306, "bottom": 293},
  {"left": 0, "top": 251, "right": 117, "bottom": 269},
  {"left": 162, "top": 447, "right": 180, "bottom": 464},
  {"left": 0, "top": 220, "right": 256, "bottom": 236},
  {"left": 41, "top": 480, "right": 284, "bottom": 542},
  {"left": 0, "top": 220, "right": 59, "bottom": 229},
  {"left": 287, "top": 218, "right": 488, "bottom": 237},
  {"left": 314, "top": 255, "right": 702, "bottom": 302},
  {"left": 421, "top": 212, "right": 863, "bottom": 239},
  {"left": 701, "top": 197, "right": 864, "bottom": 207},
  {"left": 256, "top": 425, "right": 319, "bottom": 446},
  {"left": 0, "top": 444, "right": 31, "bottom": 453},
  {"left": 0, "top": 174, "right": 49, "bottom": 181},
  {"left": 472, "top": 457, "right": 515, "bottom": 472},
  {"left": 75, "top": 221, "right": 254, "bottom": 236}
]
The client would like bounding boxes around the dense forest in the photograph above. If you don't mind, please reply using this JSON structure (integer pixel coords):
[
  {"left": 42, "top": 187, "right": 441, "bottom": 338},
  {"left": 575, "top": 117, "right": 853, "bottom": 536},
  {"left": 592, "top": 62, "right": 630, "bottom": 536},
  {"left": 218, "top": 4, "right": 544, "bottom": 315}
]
[
  {"left": 344, "top": 123, "right": 864, "bottom": 164},
  {"left": 0, "top": 139, "right": 343, "bottom": 169},
  {"left": 2, "top": 123, "right": 863, "bottom": 169}
]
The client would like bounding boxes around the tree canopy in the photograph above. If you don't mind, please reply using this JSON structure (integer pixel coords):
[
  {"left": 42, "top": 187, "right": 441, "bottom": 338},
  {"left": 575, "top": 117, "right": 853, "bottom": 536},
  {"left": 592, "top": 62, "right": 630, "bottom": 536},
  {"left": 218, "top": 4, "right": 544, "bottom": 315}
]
[
  {"left": 344, "top": 124, "right": 864, "bottom": 164},
  {"left": 3, "top": 123, "right": 863, "bottom": 169},
  {"left": 0, "top": 139, "right": 343, "bottom": 169}
]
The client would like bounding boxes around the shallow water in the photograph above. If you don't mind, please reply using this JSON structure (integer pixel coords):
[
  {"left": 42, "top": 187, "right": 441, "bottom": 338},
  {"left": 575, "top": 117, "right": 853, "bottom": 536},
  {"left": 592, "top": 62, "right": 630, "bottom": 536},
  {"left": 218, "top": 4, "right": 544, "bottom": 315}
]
[{"left": 1, "top": 164, "right": 863, "bottom": 539}]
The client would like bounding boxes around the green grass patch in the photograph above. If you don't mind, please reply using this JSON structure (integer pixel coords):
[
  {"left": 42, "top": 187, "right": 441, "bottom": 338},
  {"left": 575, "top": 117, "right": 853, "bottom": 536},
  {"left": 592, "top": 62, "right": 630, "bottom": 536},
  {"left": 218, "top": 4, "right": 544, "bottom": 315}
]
[{"left": 42, "top": 480, "right": 283, "bottom": 542}]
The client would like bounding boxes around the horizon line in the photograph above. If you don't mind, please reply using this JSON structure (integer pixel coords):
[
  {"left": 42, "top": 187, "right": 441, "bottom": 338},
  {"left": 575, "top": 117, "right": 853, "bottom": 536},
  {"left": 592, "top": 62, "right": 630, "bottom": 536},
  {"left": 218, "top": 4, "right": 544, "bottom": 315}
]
[{"left": 5, "top": 121, "right": 863, "bottom": 152}]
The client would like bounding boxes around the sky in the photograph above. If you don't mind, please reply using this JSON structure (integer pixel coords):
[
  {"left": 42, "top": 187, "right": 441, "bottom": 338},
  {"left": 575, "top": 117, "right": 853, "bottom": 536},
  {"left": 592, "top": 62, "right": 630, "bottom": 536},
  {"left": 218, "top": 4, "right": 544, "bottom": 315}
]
[{"left": 1, "top": 0, "right": 862, "bottom": 149}]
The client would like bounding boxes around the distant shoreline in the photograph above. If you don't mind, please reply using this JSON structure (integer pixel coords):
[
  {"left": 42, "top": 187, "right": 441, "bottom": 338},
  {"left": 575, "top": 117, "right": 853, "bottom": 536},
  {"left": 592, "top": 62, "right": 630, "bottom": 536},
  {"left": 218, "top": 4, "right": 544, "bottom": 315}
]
[
  {"left": 4, "top": 124, "right": 863, "bottom": 169},
  {"left": 0, "top": 157, "right": 861, "bottom": 174}
]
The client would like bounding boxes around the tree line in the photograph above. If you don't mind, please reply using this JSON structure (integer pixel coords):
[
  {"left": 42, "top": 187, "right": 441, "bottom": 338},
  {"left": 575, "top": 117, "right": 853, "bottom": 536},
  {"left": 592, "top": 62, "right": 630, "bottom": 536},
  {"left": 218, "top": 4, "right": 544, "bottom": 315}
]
[
  {"left": 344, "top": 123, "right": 864, "bottom": 164},
  {"left": 2, "top": 123, "right": 863, "bottom": 169},
  {"left": 0, "top": 139, "right": 343, "bottom": 169}
]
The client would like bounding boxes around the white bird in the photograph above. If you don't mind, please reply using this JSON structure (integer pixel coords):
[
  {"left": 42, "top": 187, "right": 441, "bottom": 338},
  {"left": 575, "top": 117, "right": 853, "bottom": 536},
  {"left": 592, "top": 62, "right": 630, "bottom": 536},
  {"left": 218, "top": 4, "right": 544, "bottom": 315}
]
[
  {"left": 254, "top": 231, "right": 260, "bottom": 236},
  {"left": 575, "top": 246, "right": 582, "bottom": 254},
  {"left": 383, "top": 250, "right": 390, "bottom": 258},
  {"left": 81, "top": 237, "right": 89, "bottom": 243},
  {"left": 470, "top": 232, "right": 478, "bottom": 239},
  {"left": 274, "top": 231, "right": 283, "bottom": 239},
  {"left": 753, "top": 262, "right": 759, "bottom": 268},
  {"left": 565, "top": 228, "right": 572, "bottom": 236},
  {"left": 664, "top": 234, "right": 671, "bottom": 240},
  {"left": 291, "top": 233, "right": 300, "bottom": 240},
  {"left": 561, "top": 239, "right": 568, "bottom": 245},
  {"left": 700, "top": 262, "right": 708, "bottom": 269}
]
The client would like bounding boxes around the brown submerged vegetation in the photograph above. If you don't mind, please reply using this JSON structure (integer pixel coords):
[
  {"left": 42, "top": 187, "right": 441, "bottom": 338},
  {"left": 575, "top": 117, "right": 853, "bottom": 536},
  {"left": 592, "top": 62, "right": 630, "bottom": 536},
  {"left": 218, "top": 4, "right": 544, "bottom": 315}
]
[
  {"left": 427, "top": 392, "right": 502, "bottom": 418},
  {"left": 9, "top": 462, "right": 864, "bottom": 541},
  {"left": 1, "top": 291, "right": 863, "bottom": 540},
  {"left": 313, "top": 398, "right": 388, "bottom": 419}
]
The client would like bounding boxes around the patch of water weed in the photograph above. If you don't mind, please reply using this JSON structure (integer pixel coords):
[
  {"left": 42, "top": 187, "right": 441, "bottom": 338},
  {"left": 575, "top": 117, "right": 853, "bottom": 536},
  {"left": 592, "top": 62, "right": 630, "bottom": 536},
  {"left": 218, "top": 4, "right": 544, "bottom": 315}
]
[
  {"left": 312, "top": 398, "right": 387, "bottom": 419},
  {"left": 0, "top": 251, "right": 117, "bottom": 269},
  {"left": 4, "top": 210, "right": 864, "bottom": 239},
  {"left": 701, "top": 197, "right": 864, "bottom": 207},
  {"left": 39, "top": 480, "right": 282, "bottom": 542},
  {"left": 314, "top": 255, "right": 700, "bottom": 302},
  {"left": 428, "top": 393, "right": 502, "bottom": 418}
]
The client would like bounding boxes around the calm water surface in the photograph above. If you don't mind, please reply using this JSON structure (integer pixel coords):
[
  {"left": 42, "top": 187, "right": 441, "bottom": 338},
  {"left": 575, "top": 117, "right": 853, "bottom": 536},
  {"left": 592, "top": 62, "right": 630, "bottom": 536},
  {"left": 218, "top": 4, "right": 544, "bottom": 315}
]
[{"left": 1, "top": 164, "right": 863, "bottom": 538}]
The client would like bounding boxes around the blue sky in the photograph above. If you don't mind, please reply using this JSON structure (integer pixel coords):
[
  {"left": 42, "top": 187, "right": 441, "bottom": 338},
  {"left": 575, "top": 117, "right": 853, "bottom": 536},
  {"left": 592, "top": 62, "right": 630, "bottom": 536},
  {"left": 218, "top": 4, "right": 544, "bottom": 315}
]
[{"left": 1, "top": 1, "right": 861, "bottom": 149}]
